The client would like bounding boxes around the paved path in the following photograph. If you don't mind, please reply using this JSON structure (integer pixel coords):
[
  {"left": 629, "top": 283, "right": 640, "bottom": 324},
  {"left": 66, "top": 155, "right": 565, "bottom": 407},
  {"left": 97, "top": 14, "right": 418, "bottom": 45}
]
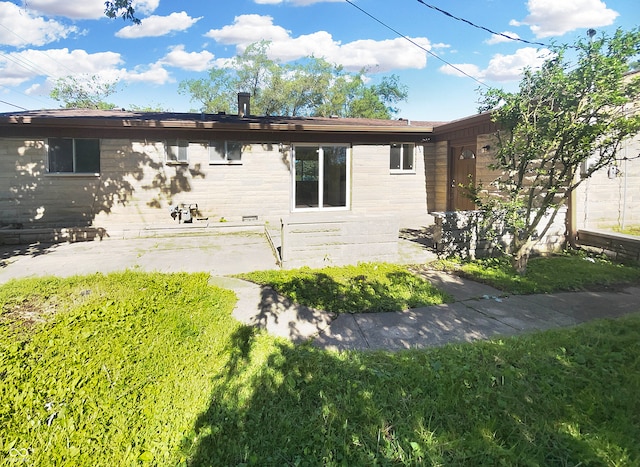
[
  {"left": 216, "top": 270, "right": 640, "bottom": 351},
  {"left": 312, "top": 272, "right": 640, "bottom": 351},
  {"left": 1, "top": 234, "right": 639, "bottom": 351}
]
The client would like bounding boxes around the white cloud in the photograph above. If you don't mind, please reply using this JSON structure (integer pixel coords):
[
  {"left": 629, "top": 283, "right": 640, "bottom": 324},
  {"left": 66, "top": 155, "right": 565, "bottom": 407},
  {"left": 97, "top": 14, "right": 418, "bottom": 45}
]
[
  {"left": 439, "top": 47, "right": 552, "bottom": 82},
  {"left": 123, "top": 62, "right": 172, "bottom": 84},
  {"left": 515, "top": 0, "right": 619, "bottom": 38},
  {"left": 205, "top": 14, "right": 431, "bottom": 72},
  {"left": 485, "top": 31, "right": 521, "bottom": 45},
  {"left": 0, "top": 2, "right": 77, "bottom": 47},
  {"left": 205, "top": 14, "right": 291, "bottom": 45},
  {"left": 0, "top": 47, "right": 173, "bottom": 88},
  {"left": 133, "top": 0, "right": 160, "bottom": 15},
  {"left": 160, "top": 45, "right": 214, "bottom": 72},
  {"left": 0, "top": 48, "right": 123, "bottom": 86},
  {"left": 20, "top": 0, "right": 159, "bottom": 20},
  {"left": 23, "top": 0, "right": 105, "bottom": 20},
  {"left": 116, "top": 11, "right": 201, "bottom": 38}
]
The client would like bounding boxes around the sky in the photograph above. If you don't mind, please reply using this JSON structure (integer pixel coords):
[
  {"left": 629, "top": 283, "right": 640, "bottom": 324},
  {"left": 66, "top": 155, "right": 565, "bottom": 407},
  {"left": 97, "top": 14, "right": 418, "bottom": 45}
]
[{"left": 0, "top": 0, "right": 638, "bottom": 121}]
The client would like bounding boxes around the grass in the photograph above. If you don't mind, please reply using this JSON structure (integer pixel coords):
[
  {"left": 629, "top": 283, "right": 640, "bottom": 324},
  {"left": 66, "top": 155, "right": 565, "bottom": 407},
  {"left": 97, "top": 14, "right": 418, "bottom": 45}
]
[
  {"left": 613, "top": 224, "right": 640, "bottom": 236},
  {"left": 0, "top": 271, "right": 238, "bottom": 466},
  {"left": 432, "top": 251, "right": 640, "bottom": 294},
  {"left": 185, "top": 315, "right": 640, "bottom": 466},
  {"left": 235, "top": 262, "right": 453, "bottom": 313},
  {"left": 2, "top": 268, "right": 640, "bottom": 465}
]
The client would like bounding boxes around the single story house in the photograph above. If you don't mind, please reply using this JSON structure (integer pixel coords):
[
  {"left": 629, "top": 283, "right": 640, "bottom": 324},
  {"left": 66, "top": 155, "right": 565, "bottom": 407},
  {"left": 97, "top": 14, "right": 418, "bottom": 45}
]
[
  {"left": 0, "top": 94, "right": 438, "bottom": 267},
  {"left": 2, "top": 92, "right": 637, "bottom": 266}
]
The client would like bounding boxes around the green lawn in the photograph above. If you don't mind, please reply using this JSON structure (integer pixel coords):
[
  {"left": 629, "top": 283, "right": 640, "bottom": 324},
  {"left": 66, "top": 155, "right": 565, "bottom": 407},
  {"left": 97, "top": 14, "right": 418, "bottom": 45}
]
[
  {"left": 433, "top": 252, "right": 640, "bottom": 294},
  {"left": 236, "top": 262, "right": 453, "bottom": 313},
  {"left": 1, "top": 270, "right": 639, "bottom": 465}
]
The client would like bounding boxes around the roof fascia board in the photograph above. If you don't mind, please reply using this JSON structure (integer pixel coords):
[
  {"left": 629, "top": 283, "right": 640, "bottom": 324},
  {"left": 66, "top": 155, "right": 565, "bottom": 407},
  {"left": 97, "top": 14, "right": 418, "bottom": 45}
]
[{"left": 1, "top": 115, "right": 433, "bottom": 135}]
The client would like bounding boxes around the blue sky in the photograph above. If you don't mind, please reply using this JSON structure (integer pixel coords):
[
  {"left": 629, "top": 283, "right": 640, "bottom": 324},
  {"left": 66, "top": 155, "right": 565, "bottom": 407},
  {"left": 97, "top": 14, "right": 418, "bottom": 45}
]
[{"left": 0, "top": 0, "right": 638, "bottom": 120}]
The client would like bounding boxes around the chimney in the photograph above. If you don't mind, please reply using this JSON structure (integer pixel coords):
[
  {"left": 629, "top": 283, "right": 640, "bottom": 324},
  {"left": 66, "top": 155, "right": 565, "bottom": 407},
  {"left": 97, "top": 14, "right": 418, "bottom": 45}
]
[{"left": 238, "top": 92, "right": 250, "bottom": 117}]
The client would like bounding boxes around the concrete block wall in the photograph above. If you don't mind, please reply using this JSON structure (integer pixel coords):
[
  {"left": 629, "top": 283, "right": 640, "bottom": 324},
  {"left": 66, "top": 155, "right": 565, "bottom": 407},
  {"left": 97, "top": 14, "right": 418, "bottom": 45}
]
[
  {"left": 92, "top": 139, "right": 292, "bottom": 227},
  {"left": 280, "top": 213, "right": 399, "bottom": 269},
  {"left": 1, "top": 138, "right": 432, "bottom": 231},
  {"left": 0, "top": 138, "right": 293, "bottom": 229},
  {"left": 350, "top": 144, "right": 430, "bottom": 227},
  {"left": 574, "top": 136, "right": 640, "bottom": 231}
]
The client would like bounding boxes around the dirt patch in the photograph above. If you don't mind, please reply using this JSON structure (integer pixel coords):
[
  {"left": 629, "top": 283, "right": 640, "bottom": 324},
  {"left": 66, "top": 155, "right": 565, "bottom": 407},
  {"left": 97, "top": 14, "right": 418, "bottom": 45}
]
[{"left": 1, "top": 300, "right": 57, "bottom": 333}]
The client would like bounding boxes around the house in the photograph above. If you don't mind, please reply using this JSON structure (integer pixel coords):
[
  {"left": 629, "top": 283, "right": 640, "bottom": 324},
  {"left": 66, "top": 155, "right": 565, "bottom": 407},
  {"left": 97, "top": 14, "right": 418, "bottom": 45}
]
[
  {"left": 3, "top": 88, "right": 636, "bottom": 267},
  {"left": 428, "top": 109, "right": 640, "bottom": 258},
  {"left": 0, "top": 94, "right": 438, "bottom": 267}
]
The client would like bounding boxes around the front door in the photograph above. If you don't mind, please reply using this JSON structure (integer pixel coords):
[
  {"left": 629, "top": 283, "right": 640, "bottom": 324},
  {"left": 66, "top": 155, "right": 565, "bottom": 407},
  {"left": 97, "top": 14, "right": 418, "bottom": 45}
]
[{"left": 449, "top": 145, "right": 476, "bottom": 211}]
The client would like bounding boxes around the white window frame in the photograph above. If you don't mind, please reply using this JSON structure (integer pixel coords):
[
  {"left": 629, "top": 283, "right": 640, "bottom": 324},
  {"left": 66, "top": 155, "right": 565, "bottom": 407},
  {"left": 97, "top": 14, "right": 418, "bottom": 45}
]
[
  {"left": 209, "top": 141, "right": 243, "bottom": 165},
  {"left": 390, "top": 142, "right": 415, "bottom": 174},
  {"left": 47, "top": 137, "right": 101, "bottom": 175},
  {"left": 165, "top": 140, "right": 189, "bottom": 164},
  {"left": 291, "top": 143, "right": 351, "bottom": 212}
]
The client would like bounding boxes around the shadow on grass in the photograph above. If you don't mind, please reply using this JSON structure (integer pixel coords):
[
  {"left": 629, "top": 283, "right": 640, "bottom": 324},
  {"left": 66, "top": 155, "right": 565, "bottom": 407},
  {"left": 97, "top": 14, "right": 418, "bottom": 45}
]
[
  {"left": 181, "top": 316, "right": 640, "bottom": 465},
  {"left": 249, "top": 267, "right": 452, "bottom": 315}
]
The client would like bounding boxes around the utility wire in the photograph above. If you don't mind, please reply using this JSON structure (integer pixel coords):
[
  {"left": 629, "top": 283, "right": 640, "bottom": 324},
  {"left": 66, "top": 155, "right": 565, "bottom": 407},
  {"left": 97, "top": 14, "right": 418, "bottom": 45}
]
[
  {"left": 0, "top": 23, "right": 78, "bottom": 78},
  {"left": 415, "top": 0, "right": 567, "bottom": 49},
  {"left": 344, "top": 0, "right": 489, "bottom": 88},
  {"left": 0, "top": 99, "right": 28, "bottom": 111}
]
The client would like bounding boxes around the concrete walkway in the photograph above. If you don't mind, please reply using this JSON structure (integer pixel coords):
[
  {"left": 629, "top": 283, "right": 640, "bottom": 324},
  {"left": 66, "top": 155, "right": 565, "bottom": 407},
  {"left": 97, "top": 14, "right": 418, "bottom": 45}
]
[{"left": 1, "top": 233, "right": 639, "bottom": 351}]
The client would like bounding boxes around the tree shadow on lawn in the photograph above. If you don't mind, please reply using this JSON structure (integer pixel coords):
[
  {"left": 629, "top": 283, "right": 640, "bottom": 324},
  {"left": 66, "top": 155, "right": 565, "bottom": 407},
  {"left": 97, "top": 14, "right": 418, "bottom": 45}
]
[
  {"left": 258, "top": 269, "right": 452, "bottom": 315},
  {"left": 181, "top": 320, "right": 639, "bottom": 465}
]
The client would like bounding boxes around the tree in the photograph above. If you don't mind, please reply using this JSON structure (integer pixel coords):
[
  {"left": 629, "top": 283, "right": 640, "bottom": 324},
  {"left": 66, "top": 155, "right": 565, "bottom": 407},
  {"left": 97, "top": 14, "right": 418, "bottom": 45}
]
[
  {"left": 475, "top": 28, "right": 640, "bottom": 274},
  {"left": 178, "top": 41, "right": 408, "bottom": 119},
  {"left": 104, "top": 0, "right": 140, "bottom": 24},
  {"left": 50, "top": 75, "right": 119, "bottom": 110}
]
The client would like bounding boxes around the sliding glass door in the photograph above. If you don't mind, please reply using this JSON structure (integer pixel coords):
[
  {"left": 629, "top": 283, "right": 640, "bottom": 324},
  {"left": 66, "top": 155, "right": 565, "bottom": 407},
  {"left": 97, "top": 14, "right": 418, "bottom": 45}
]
[{"left": 293, "top": 144, "right": 349, "bottom": 210}]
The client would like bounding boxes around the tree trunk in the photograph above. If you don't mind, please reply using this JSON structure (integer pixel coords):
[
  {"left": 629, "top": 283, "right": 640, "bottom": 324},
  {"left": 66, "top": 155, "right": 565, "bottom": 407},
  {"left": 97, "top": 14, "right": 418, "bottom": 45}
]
[{"left": 511, "top": 238, "right": 535, "bottom": 276}]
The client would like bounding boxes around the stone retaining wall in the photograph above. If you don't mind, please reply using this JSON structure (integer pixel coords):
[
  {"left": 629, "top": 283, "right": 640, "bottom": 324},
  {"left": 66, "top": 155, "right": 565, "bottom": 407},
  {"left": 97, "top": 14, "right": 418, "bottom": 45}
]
[{"left": 433, "top": 208, "right": 567, "bottom": 259}]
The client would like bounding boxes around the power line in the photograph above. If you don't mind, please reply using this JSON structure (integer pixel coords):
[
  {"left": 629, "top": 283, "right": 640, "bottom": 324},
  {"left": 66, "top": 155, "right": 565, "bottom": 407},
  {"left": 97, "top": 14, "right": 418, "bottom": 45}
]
[
  {"left": 344, "top": 0, "right": 489, "bottom": 88},
  {"left": 0, "top": 99, "right": 28, "bottom": 111},
  {"left": 0, "top": 23, "right": 79, "bottom": 78},
  {"left": 415, "top": 0, "right": 566, "bottom": 49}
]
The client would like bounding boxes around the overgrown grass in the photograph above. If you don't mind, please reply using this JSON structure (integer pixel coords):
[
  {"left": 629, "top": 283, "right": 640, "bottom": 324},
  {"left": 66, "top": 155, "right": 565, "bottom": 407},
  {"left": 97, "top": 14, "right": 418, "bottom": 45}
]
[
  {"left": 433, "top": 252, "right": 640, "bottom": 294},
  {"left": 0, "top": 271, "right": 238, "bottom": 466},
  {"left": 235, "top": 262, "right": 453, "bottom": 313},
  {"left": 2, "top": 272, "right": 639, "bottom": 465},
  {"left": 184, "top": 314, "right": 640, "bottom": 466}
]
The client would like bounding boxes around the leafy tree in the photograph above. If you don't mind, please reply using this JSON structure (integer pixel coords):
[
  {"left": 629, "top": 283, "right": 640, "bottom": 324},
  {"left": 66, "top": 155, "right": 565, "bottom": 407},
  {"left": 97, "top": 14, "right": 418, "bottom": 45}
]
[
  {"left": 128, "top": 104, "right": 172, "bottom": 112},
  {"left": 178, "top": 41, "right": 408, "bottom": 119},
  {"left": 475, "top": 28, "right": 640, "bottom": 274},
  {"left": 50, "top": 75, "right": 119, "bottom": 110},
  {"left": 104, "top": 0, "right": 140, "bottom": 24}
]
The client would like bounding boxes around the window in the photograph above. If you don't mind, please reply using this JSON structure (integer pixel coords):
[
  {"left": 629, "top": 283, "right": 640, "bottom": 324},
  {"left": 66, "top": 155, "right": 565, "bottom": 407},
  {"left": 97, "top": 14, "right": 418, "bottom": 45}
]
[
  {"left": 48, "top": 138, "right": 100, "bottom": 174},
  {"left": 293, "top": 144, "right": 349, "bottom": 210},
  {"left": 390, "top": 143, "right": 415, "bottom": 172},
  {"left": 209, "top": 141, "right": 243, "bottom": 164},
  {"left": 165, "top": 140, "right": 189, "bottom": 164}
]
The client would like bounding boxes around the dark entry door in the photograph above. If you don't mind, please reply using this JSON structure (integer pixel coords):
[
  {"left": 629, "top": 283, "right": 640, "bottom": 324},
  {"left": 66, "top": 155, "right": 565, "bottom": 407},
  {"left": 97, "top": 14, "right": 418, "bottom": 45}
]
[{"left": 449, "top": 145, "right": 477, "bottom": 211}]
